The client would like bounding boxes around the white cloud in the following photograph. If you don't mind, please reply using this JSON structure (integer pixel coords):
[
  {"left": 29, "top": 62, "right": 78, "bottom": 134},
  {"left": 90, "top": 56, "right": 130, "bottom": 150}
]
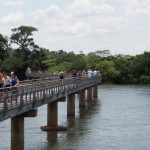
[
  {"left": 122, "top": 0, "right": 150, "bottom": 16},
  {"left": 4, "top": 0, "right": 25, "bottom": 7},
  {"left": 0, "top": 12, "right": 24, "bottom": 24},
  {"left": 70, "top": 0, "right": 115, "bottom": 16},
  {"left": 0, "top": 0, "right": 150, "bottom": 55}
]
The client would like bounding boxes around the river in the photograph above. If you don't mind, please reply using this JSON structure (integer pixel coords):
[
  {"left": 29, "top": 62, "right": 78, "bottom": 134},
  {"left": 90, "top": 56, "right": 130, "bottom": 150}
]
[{"left": 0, "top": 85, "right": 150, "bottom": 150}]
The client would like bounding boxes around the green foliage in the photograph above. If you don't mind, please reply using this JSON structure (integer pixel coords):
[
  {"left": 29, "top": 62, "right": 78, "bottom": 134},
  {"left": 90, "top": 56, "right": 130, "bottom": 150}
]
[
  {"left": 95, "top": 49, "right": 111, "bottom": 57},
  {"left": 1, "top": 25, "right": 150, "bottom": 84},
  {"left": 0, "top": 34, "right": 9, "bottom": 61},
  {"left": 140, "top": 75, "right": 150, "bottom": 84},
  {"left": 29, "top": 47, "right": 49, "bottom": 70},
  {"left": 85, "top": 52, "right": 97, "bottom": 68},
  {"left": 10, "top": 26, "right": 38, "bottom": 49},
  {"left": 96, "top": 60, "right": 120, "bottom": 83},
  {"left": 113, "top": 55, "right": 134, "bottom": 83},
  {"left": 9, "top": 25, "right": 38, "bottom": 79}
]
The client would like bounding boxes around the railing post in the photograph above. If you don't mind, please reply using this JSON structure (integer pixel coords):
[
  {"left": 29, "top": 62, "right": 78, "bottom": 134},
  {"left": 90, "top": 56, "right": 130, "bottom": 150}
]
[
  {"left": 33, "top": 91, "right": 36, "bottom": 101},
  {"left": 20, "top": 92, "right": 24, "bottom": 106},
  {"left": 4, "top": 91, "right": 8, "bottom": 110},
  {"left": 43, "top": 88, "right": 46, "bottom": 99}
]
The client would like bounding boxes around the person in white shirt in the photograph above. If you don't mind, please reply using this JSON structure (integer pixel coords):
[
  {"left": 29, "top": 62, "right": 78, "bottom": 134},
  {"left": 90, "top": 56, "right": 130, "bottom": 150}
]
[
  {"left": 94, "top": 69, "right": 97, "bottom": 76},
  {"left": 2, "top": 72, "right": 11, "bottom": 91},
  {"left": 87, "top": 69, "right": 92, "bottom": 78}
]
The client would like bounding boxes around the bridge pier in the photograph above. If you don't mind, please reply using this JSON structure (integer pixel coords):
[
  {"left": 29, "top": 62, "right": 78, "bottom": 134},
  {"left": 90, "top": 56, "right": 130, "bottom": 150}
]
[
  {"left": 11, "top": 116, "right": 24, "bottom": 150},
  {"left": 41, "top": 100, "right": 67, "bottom": 131},
  {"left": 11, "top": 109, "right": 37, "bottom": 150},
  {"left": 47, "top": 101, "right": 58, "bottom": 127},
  {"left": 93, "top": 85, "right": 98, "bottom": 97},
  {"left": 67, "top": 93, "right": 75, "bottom": 116},
  {"left": 79, "top": 89, "right": 86, "bottom": 107},
  {"left": 87, "top": 87, "right": 93, "bottom": 101}
]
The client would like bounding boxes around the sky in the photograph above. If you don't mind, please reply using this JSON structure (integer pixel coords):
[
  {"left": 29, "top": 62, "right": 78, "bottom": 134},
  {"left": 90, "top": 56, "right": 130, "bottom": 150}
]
[{"left": 0, "top": 0, "right": 150, "bottom": 55}]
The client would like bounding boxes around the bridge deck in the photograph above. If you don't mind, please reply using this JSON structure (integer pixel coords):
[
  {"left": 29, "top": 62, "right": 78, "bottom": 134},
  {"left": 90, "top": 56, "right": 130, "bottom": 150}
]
[{"left": 0, "top": 76, "right": 101, "bottom": 122}]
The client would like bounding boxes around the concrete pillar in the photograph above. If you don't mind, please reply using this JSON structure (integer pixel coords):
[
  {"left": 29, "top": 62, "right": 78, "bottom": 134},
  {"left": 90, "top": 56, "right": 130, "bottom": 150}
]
[
  {"left": 87, "top": 87, "right": 92, "bottom": 101},
  {"left": 93, "top": 85, "right": 98, "bottom": 97},
  {"left": 11, "top": 116, "right": 24, "bottom": 150},
  {"left": 41, "top": 100, "right": 67, "bottom": 131},
  {"left": 79, "top": 89, "right": 86, "bottom": 107},
  {"left": 11, "top": 109, "right": 37, "bottom": 150},
  {"left": 67, "top": 93, "right": 75, "bottom": 116},
  {"left": 47, "top": 101, "right": 58, "bottom": 127}
]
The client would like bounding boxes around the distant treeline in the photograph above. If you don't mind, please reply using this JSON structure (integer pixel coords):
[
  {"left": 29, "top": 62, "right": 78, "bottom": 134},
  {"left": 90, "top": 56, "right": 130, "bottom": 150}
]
[{"left": 0, "top": 25, "right": 150, "bottom": 84}]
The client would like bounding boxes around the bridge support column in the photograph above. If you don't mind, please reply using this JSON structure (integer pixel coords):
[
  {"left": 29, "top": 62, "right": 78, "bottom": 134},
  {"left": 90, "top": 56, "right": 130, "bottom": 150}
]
[
  {"left": 11, "top": 116, "right": 24, "bottom": 150},
  {"left": 11, "top": 109, "right": 37, "bottom": 150},
  {"left": 41, "top": 100, "right": 67, "bottom": 131},
  {"left": 93, "top": 85, "right": 98, "bottom": 97},
  {"left": 47, "top": 101, "right": 58, "bottom": 127},
  {"left": 67, "top": 93, "right": 75, "bottom": 116},
  {"left": 87, "top": 87, "right": 93, "bottom": 101},
  {"left": 79, "top": 89, "right": 86, "bottom": 107}
]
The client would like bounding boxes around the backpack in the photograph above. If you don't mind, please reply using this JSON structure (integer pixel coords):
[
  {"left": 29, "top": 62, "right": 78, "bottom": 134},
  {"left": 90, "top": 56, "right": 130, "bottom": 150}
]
[
  {"left": 72, "top": 70, "right": 77, "bottom": 77},
  {"left": 59, "top": 72, "right": 64, "bottom": 79}
]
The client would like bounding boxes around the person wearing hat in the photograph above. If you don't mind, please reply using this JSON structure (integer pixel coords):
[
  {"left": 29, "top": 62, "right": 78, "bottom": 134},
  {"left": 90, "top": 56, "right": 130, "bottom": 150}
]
[{"left": 10, "top": 72, "right": 19, "bottom": 93}]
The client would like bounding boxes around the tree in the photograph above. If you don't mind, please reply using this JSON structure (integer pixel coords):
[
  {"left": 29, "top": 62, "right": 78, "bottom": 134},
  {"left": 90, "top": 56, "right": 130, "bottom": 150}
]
[
  {"left": 113, "top": 55, "right": 134, "bottom": 83},
  {"left": 86, "top": 52, "right": 97, "bottom": 68},
  {"left": 131, "top": 51, "right": 150, "bottom": 84},
  {"left": 10, "top": 26, "right": 38, "bottom": 60},
  {"left": 29, "top": 46, "right": 49, "bottom": 71},
  {"left": 96, "top": 60, "right": 120, "bottom": 83},
  {"left": 10, "top": 26, "right": 38, "bottom": 49},
  {"left": 95, "top": 50, "right": 111, "bottom": 57},
  {"left": 0, "top": 34, "right": 9, "bottom": 61},
  {"left": 10, "top": 26, "right": 38, "bottom": 79}
]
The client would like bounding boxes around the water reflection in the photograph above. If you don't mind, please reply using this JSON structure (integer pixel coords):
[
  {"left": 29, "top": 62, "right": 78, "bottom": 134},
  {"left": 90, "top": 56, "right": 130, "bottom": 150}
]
[
  {"left": 1, "top": 85, "right": 150, "bottom": 150},
  {"left": 41, "top": 99, "right": 100, "bottom": 150},
  {"left": 47, "top": 131, "right": 58, "bottom": 145}
]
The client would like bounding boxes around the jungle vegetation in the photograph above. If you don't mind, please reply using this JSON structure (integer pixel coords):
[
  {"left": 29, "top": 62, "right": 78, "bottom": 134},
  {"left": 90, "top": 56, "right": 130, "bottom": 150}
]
[{"left": 0, "top": 25, "right": 150, "bottom": 84}]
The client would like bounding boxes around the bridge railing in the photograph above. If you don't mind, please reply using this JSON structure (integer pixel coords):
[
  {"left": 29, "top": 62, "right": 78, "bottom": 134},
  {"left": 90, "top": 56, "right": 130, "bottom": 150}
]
[
  {"left": 25, "top": 71, "right": 59, "bottom": 79},
  {"left": 0, "top": 75, "right": 101, "bottom": 116}
]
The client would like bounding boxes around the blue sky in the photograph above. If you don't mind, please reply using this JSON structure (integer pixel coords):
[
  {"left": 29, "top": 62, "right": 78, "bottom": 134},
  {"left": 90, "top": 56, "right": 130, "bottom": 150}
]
[{"left": 0, "top": 0, "right": 150, "bottom": 55}]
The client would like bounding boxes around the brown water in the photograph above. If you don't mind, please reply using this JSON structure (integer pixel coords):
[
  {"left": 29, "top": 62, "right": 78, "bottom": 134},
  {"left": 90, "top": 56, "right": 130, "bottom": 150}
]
[{"left": 0, "top": 85, "right": 150, "bottom": 150}]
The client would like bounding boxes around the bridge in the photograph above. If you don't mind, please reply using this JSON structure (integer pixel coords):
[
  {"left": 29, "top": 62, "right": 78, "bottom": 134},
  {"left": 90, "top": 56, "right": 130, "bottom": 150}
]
[{"left": 0, "top": 73, "right": 101, "bottom": 150}]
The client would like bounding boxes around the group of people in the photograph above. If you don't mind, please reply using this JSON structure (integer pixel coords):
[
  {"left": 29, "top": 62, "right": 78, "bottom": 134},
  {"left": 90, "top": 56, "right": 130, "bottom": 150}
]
[
  {"left": 58, "top": 69, "right": 99, "bottom": 84},
  {"left": 69, "top": 69, "right": 98, "bottom": 78},
  {"left": 87, "top": 69, "right": 98, "bottom": 78},
  {"left": 0, "top": 71, "right": 19, "bottom": 94}
]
